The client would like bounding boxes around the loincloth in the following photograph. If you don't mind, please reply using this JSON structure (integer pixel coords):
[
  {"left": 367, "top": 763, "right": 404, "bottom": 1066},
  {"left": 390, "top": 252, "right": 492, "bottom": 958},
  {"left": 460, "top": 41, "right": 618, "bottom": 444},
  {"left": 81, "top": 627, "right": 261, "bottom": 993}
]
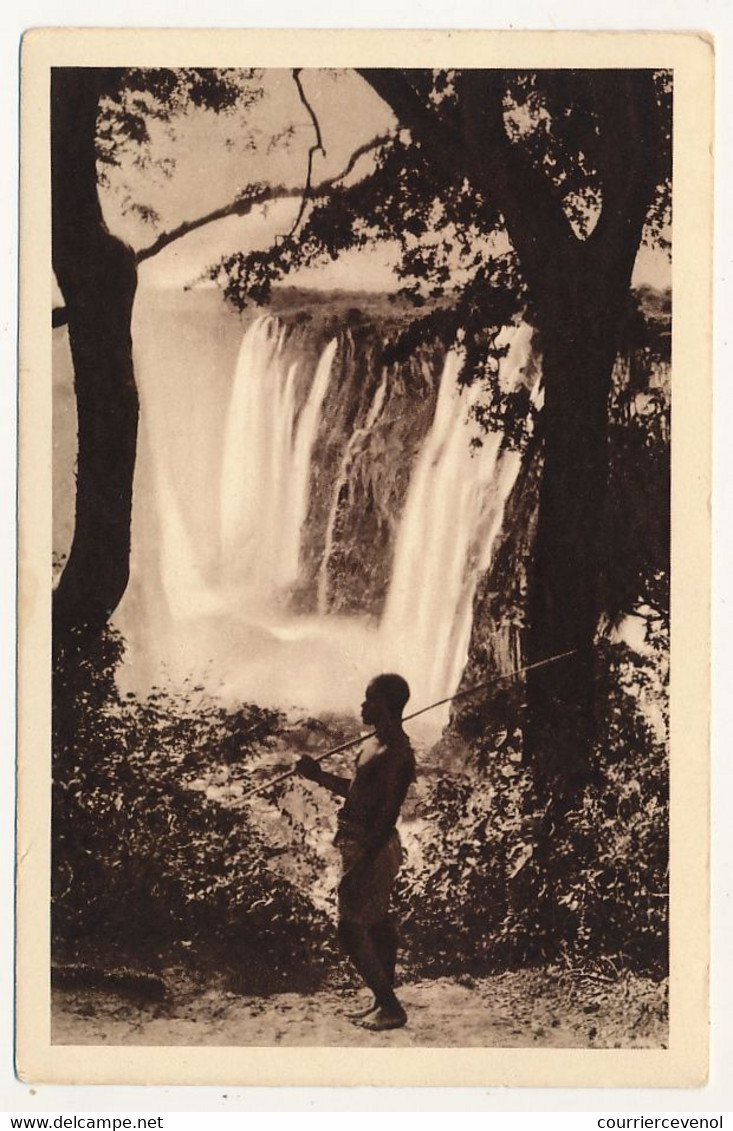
[{"left": 336, "top": 826, "right": 403, "bottom": 928}]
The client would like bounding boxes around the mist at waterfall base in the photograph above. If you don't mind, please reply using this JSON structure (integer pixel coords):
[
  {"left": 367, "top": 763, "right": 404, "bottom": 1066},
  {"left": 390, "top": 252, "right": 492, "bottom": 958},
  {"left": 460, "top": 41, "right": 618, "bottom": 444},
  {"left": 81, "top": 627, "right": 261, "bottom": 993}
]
[{"left": 70, "top": 286, "right": 532, "bottom": 737}]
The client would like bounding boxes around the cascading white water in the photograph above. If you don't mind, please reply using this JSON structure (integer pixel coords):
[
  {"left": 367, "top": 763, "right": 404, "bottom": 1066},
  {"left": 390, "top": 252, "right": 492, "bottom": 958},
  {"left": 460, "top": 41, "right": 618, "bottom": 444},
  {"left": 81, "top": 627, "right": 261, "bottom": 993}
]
[
  {"left": 154, "top": 459, "right": 224, "bottom": 621},
  {"left": 377, "top": 325, "right": 532, "bottom": 712},
  {"left": 112, "top": 289, "right": 534, "bottom": 734},
  {"left": 219, "top": 315, "right": 336, "bottom": 596}
]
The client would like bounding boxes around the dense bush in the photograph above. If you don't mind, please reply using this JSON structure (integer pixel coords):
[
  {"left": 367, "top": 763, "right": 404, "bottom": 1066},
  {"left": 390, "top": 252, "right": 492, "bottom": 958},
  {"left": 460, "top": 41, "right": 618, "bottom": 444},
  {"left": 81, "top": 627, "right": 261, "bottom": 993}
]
[
  {"left": 52, "top": 628, "right": 338, "bottom": 992},
  {"left": 53, "top": 624, "right": 668, "bottom": 988},
  {"left": 397, "top": 635, "right": 668, "bottom": 980}
]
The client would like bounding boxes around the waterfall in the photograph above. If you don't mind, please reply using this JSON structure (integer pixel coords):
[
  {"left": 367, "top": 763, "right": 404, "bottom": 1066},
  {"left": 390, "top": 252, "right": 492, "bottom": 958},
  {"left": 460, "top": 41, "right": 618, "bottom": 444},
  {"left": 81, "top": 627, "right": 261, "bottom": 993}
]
[
  {"left": 378, "top": 326, "right": 531, "bottom": 710},
  {"left": 155, "top": 460, "right": 223, "bottom": 621},
  {"left": 111, "top": 287, "right": 534, "bottom": 733},
  {"left": 219, "top": 315, "right": 336, "bottom": 597}
]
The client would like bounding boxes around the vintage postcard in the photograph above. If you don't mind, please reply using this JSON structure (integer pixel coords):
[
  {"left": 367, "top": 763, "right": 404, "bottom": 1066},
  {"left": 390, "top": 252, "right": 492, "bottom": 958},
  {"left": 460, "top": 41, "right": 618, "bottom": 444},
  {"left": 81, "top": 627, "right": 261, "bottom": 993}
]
[{"left": 17, "top": 28, "right": 713, "bottom": 1087}]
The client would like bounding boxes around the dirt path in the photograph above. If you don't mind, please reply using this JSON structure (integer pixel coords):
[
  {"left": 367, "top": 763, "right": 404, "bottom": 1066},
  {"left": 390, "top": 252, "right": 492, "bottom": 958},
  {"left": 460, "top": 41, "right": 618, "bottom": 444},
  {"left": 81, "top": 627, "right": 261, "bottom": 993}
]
[{"left": 52, "top": 970, "right": 667, "bottom": 1048}]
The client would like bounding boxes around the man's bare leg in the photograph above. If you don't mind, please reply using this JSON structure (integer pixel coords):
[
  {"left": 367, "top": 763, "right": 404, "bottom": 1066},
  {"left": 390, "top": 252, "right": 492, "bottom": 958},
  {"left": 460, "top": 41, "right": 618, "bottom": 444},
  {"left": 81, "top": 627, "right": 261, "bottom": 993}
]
[
  {"left": 344, "top": 917, "right": 399, "bottom": 1017},
  {"left": 371, "top": 917, "right": 398, "bottom": 985},
  {"left": 338, "top": 919, "right": 407, "bottom": 1029}
]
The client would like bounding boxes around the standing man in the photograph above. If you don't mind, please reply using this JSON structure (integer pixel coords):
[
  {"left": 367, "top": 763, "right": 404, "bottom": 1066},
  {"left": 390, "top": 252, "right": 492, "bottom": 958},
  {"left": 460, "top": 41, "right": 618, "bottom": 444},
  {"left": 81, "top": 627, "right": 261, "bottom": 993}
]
[{"left": 297, "top": 673, "right": 416, "bottom": 1031}]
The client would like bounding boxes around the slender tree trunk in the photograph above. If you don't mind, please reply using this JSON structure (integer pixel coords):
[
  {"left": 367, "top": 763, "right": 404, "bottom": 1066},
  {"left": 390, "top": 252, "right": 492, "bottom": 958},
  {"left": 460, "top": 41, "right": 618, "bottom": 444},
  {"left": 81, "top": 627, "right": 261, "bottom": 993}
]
[{"left": 51, "top": 68, "right": 139, "bottom": 638}]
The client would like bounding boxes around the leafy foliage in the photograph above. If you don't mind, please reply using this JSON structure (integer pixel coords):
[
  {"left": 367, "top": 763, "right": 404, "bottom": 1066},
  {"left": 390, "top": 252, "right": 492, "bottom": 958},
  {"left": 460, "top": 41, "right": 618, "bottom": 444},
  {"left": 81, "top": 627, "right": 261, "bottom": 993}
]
[
  {"left": 94, "top": 68, "right": 264, "bottom": 223},
  {"left": 600, "top": 286, "right": 671, "bottom": 628},
  {"left": 96, "top": 68, "right": 263, "bottom": 171},
  {"left": 52, "top": 628, "right": 336, "bottom": 992},
  {"left": 208, "top": 69, "right": 670, "bottom": 452},
  {"left": 500, "top": 70, "right": 671, "bottom": 246},
  {"left": 52, "top": 620, "right": 667, "bottom": 986},
  {"left": 397, "top": 637, "right": 668, "bottom": 980}
]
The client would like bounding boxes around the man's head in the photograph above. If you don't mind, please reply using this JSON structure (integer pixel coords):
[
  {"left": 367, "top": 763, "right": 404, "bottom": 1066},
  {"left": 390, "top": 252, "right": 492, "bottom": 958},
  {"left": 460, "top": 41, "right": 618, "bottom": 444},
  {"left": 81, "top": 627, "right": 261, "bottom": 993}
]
[{"left": 361, "top": 672, "right": 411, "bottom": 727}]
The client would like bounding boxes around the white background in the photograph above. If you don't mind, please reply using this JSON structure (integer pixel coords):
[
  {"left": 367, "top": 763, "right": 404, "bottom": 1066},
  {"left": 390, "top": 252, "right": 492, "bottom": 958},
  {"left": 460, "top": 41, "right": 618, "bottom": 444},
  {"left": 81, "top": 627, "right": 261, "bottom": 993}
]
[{"left": 2, "top": 0, "right": 730, "bottom": 1117}]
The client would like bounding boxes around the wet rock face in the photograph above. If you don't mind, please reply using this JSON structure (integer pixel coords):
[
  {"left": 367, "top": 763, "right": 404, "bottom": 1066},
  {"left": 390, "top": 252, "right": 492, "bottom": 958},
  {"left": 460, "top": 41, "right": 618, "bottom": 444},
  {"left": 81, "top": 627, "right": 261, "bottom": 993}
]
[{"left": 287, "top": 316, "right": 444, "bottom": 617}]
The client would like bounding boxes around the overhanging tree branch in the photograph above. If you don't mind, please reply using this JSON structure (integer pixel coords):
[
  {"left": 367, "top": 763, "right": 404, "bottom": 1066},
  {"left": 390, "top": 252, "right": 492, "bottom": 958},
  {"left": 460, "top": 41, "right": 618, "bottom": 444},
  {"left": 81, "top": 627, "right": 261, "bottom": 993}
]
[
  {"left": 52, "top": 130, "right": 394, "bottom": 327},
  {"left": 136, "top": 184, "right": 279, "bottom": 264},
  {"left": 288, "top": 68, "right": 327, "bottom": 239}
]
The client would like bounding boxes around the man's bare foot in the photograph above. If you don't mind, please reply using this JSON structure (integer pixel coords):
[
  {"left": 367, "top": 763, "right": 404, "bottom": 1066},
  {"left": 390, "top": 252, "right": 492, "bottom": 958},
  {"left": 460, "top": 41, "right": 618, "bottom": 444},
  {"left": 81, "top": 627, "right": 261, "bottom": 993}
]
[
  {"left": 359, "top": 1006, "right": 407, "bottom": 1031},
  {"left": 344, "top": 1000, "right": 378, "bottom": 1020}
]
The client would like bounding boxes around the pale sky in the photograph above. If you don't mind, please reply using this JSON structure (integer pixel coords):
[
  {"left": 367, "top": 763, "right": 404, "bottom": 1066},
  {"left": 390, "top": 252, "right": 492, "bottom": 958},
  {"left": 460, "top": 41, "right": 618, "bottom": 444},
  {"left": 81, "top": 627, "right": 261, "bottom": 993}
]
[
  {"left": 103, "top": 70, "right": 395, "bottom": 250},
  {"left": 98, "top": 68, "right": 671, "bottom": 296}
]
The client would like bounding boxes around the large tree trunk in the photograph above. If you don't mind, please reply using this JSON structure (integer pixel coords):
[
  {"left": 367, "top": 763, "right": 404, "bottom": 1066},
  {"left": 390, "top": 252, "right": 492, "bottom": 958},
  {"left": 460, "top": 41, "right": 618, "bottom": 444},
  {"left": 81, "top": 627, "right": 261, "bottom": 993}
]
[
  {"left": 525, "top": 264, "right": 630, "bottom": 803},
  {"left": 51, "top": 68, "right": 139, "bottom": 639},
  {"left": 518, "top": 71, "right": 658, "bottom": 804}
]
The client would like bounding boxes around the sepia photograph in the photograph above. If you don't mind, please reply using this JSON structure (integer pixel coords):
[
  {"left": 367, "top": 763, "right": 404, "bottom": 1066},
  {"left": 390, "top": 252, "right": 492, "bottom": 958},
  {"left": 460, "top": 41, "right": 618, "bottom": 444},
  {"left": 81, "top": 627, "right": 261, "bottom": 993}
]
[{"left": 16, "top": 28, "right": 713, "bottom": 1087}]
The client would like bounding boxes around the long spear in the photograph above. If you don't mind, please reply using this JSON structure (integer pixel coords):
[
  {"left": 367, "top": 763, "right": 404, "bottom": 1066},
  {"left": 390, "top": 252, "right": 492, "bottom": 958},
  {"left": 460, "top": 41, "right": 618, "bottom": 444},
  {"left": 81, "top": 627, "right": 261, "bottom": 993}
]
[{"left": 238, "top": 648, "right": 576, "bottom": 804}]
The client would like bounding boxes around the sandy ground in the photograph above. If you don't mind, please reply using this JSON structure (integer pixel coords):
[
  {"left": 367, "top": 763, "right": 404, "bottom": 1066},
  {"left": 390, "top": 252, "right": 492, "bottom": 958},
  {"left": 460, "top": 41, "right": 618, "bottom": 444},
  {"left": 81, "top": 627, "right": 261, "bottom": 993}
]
[{"left": 52, "top": 969, "right": 667, "bottom": 1048}]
